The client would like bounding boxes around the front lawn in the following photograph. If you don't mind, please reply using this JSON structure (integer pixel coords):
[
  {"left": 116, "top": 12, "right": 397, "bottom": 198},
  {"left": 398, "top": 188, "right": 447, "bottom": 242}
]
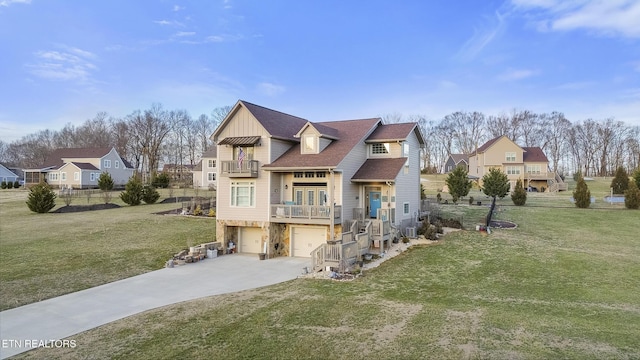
[
  {"left": 0, "top": 189, "right": 215, "bottom": 311},
  {"left": 16, "top": 195, "right": 640, "bottom": 359}
]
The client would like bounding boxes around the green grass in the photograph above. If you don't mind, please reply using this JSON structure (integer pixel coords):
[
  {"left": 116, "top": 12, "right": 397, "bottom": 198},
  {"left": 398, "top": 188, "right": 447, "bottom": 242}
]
[
  {"left": 0, "top": 189, "right": 215, "bottom": 311},
  {"left": 14, "top": 185, "right": 640, "bottom": 359}
]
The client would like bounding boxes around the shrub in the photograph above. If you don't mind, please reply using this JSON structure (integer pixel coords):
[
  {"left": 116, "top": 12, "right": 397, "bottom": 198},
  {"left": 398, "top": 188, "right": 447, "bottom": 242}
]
[
  {"left": 193, "top": 205, "right": 203, "bottom": 216},
  {"left": 208, "top": 209, "right": 216, "bottom": 217},
  {"left": 573, "top": 176, "right": 591, "bottom": 209},
  {"left": 142, "top": 185, "right": 160, "bottom": 204},
  {"left": 611, "top": 166, "right": 629, "bottom": 194},
  {"left": 511, "top": 178, "right": 527, "bottom": 206},
  {"left": 152, "top": 173, "right": 171, "bottom": 189},
  {"left": 61, "top": 189, "right": 73, "bottom": 206},
  {"left": 98, "top": 172, "right": 114, "bottom": 204},
  {"left": 445, "top": 166, "right": 472, "bottom": 203},
  {"left": 468, "top": 196, "right": 474, "bottom": 205},
  {"left": 0, "top": 181, "right": 6, "bottom": 189},
  {"left": 417, "top": 222, "right": 438, "bottom": 240},
  {"left": 13, "top": 180, "right": 20, "bottom": 188},
  {"left": 633, "top": 168, "right": 640, "bottom": 189},
  {"left": 436, "top": 193, "right": 442, "bottom": 203},
  {"left": 7, "top": 181, "right": 13, "bottom": 189},
  {"left": 120, "top": 177, "right": 144, "bottom": 206},
  {"left": 624, "top": 181, "right": 640, "bottom": 210},
  {"left": 573, "top": 170, "right": 583, "bottom": 182},
  {"left": 26, "top": 182, "right": 56, "bottom": 213}
]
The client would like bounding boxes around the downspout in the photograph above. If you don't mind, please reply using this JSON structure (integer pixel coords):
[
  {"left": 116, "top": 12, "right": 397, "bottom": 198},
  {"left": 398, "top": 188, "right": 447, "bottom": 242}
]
[{"left": 330, "top": 168, "right": 335, "bottom": 241}]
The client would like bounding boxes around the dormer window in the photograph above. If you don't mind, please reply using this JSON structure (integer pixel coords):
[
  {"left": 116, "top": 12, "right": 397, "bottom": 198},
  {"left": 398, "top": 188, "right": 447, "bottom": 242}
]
[
  {"left": 371, "top": 143, "right": 389, "bottom": 155},
  {"left": 302, "top": 134, "right": 318, "bottom": 154}
]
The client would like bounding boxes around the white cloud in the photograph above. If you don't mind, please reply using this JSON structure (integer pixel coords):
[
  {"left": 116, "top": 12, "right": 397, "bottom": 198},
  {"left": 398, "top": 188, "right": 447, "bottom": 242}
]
[
  {"left": 154, "top": 19, "right": 184, "bottom": 27},
  {"left": 172, "top": 5, "right": 184, "bottom": 12},
  {"left": 257, "top": 82, "right": 285, "bottom": 97},
  {"left": 174, "top": 31, "right": 196, "bottom": 37},
  {"left": 456, "top": 11, "right": 507, "bottom": 61},
  {"left": 511, "top": 0, "right": 640, "bottom": 38},
  {"left": 0, "top": 0, "right": 30, "bottom": 7},
  {"left": 26, "top": 47, "right": 98, "bottom": 82},
  {"left": 498, "top": 68, "right": 540, "bottom": 81}
]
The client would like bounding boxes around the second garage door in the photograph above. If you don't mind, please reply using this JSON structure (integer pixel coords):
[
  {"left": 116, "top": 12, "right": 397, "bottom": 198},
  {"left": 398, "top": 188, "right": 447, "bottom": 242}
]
[
  {"left": 291, "top": 226, "right": 327, "bottom": 257},
  {"left": 240, "top": 227, "right": 263, "bottom": 254}
]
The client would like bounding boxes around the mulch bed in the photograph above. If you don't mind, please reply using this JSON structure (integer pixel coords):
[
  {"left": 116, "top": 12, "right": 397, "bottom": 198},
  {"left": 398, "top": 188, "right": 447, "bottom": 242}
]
[
  {"left": 489, "top": 220, "right": 517, "bottom": 229},
  {"left": 52, "top": 203, "right": 121, "bottom": 213}
]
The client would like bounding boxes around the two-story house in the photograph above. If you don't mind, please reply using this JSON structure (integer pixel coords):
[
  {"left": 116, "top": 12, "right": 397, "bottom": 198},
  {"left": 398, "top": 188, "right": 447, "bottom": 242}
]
[
  {"left": 192, "top": 148, "right": 218, "bottom": 190},
  {"left": 212, "top": 100, "right": 425, "bottom": 264},
  {"left": 444, "top": 153, "right": 469, "bottom": 173},
  {"left": 23, "top": 147, "right": 134, "bottom": 189},
  {"left": 468, "top": 135, "right": 567, "bottom": 192}
]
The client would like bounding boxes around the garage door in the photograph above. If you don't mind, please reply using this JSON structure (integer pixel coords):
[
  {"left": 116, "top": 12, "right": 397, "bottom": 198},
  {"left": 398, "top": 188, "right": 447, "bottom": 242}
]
[
  {"left": 292, "top": 226, "right": 327, "bottom": 257},
  {"left": 240, "top": 227, "right": 263, "bottom": 254}
]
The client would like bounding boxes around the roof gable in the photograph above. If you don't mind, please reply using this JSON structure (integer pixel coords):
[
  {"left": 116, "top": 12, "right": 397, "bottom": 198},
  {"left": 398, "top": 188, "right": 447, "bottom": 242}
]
[
  {"left": 471, "top": 135, "right": 522, "bottom": 155},
  {"left": 40, "top": 147, "right": 113, "bottom": 169},
  {"left": 449, "top": 154, "right": 469, "bottom": 164}
]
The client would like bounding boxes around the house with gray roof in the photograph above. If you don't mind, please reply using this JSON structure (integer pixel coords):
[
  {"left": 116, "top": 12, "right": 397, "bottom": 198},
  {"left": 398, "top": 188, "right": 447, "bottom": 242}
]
[
  {"left": 211, "top": 100, "right": 425, "bottom": 270},
  {"left": 444, "top": 153, "right": 469, "bottom": 173},
  {"left": 23, "top": 147, "right": 134, "bottom": 189},
  {"left": 0, "top": 163, "right": 20, "bottom": 185}
]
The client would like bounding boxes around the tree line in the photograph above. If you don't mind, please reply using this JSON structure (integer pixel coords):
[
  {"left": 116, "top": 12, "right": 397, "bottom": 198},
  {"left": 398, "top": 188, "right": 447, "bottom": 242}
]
[
  {"left": 2, "top": 106, "right": 639, "bottom": 179},
  {"left": 0, "top": 104, "right": 231, "bottom": 181},
  {"left": 383, "top": 109, "right": 640, "bottom": 177}
]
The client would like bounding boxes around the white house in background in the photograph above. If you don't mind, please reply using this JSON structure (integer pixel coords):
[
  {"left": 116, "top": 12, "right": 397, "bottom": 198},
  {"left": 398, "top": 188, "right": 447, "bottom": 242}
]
[
  {"left": 192, "top": 148, "right": 218, "bottom": 190},
  {"left": 212, "top": 100, "right": 426, "bottom": 270},
  {"left": 23, "top": 147, "right": 134, "bottom": 189}
]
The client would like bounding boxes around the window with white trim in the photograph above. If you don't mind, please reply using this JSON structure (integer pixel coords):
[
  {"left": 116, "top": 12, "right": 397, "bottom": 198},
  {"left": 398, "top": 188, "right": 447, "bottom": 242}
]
[
  {"left": 230, "top": 181, "right": 255, "bottom": 207},
  {"left": 115, "top": 160, "right": 120, "bottom": 169},
  {"left": 207, "top": 172, "right": 216, "bottom": 181},
  {"left": 526, "top": 164, "right": 541, "bottom": 175},
  {"left": 302, "top": 134, "right": 317, "bottom": 154},
  {"left": 371, "top": 143, "right": 389, "bottom": 155},
  {"left": 403, "top": 202, "right": 410, "bottom": 215},
  {"left": 49, "top": 173, "right": 59, "bottom": 181},
  {"left": 104, "top": 159, "right": 111, "bottom": 168},
  {"left": 208, "top": 159, "right": 216, "bottom": 168},
  {"left": 74, "top": 172, "right": 79, "bottom": 181},
  {"left": 505, "top": 152, "right": 516, "bottom": 162},
  {"left": 403, "top": 142, "right": 410, "bottom": 157},
  {"left": 506, "top": 166, "right": 521, "bottom": 175},
  {"left": 61, "top": 172, "right": 67, "bottom": 181},
  {"left": 90, "top": 173, "right": 95, "bottom": 181}
]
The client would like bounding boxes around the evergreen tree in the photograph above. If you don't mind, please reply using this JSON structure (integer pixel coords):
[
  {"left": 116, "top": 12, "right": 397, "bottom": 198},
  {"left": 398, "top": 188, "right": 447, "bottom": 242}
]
[
  {"left": 445, "top": 166, "right": 472, "bottom": 203},
  {"left": 481, "top": 168, "right": 510, "bottom": 226},
  {"left": 511, "top": 178, "right": 527, "bottom": 206},
  {"left": 632, "top": 168, "right": 640, "bottom": 189},
  {"left": 98, "top": 172, "right": 114, "bottom": 204},
  {"left": 152, "top": 173, "right": 171, "bottom": 189},
  {"left": 120, "top": 176, "right": 144, "bottom": 206},
  {"left": 624, "top": 180, "right": 640, "bottom": 210},
  {"left": 573, "top": 176, "right": 591, "bottom": 208},
  {"left": 610, "top": 166, "right": 629, "bottom": 194},
  {"left": 26, "top": 182, "right": 57, "bottom": 213},
  {"left": 142, "top": 185, "right": 160, "bottom": 204}
]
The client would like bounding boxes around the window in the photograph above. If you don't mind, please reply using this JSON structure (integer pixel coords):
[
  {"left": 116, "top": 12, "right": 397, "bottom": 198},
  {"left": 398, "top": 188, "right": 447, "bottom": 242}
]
[
  {"left": 293, "top": 172, "right": 303, "bottom": 178},
  {"left": 403, "top": 142, "right": 410, "bottom": 157},
  {"left": 302, "top": 134, "right": 317, "bottom": 153},
  {"left": 403, "top": 202, "right": 410, "bottom": 215},
  {"left": 74, "top": 172, "right": 79, "bottom": 181},
  {"left": 49, "top": 173, "right": 59, "bottom": 181},
  {"left": 61, "top": 172, "right": 67, "bottom": 181},
  {"left": 208, "top": 159, "right": 216, "bottom": 168},
  {"left": 506, "top": 166, "right": 521, "bottom": 175},
  {"left": 371, "top": 143, "right": 389, "bottom": 155},
  {"left": 104, "top": 159, "right": 111, "bottom": 168},
  {"left": 231, "top": 181, "right": 255, "bottom": 207},
  {"left": 90, "top": 173, "right": 95, "bottom": 181},
  {"left": 234, "top": 146, "right": 254, "bottom": 164},
  {"left": 115, "top": 160, "right": 120, "bottom": 169},
  {"left": 315, "top": 172, "right": 326, "bottom": 178},
  {"left": 207, "top": 172, "right": 216, "bottom": 181},
  {"left": 304, "top": 172, "right": 315, "bottom": 178},
  {"left": 505, "top": 152, "right": 516, "bottom": 162},
  {"left": 526, "top": 164, "right": 541, "bottom": 175}
]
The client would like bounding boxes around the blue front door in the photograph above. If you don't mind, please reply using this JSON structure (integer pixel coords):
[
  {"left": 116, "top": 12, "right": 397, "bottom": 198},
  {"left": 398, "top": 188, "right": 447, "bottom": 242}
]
[{"left": 369, "top": 191, "right": 381, "bottom": 218}]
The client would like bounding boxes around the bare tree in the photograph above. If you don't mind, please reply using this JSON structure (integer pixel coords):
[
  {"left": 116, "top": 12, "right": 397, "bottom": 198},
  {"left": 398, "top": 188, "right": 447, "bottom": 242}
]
[
  {"left": 545, "top": 112, "right": 571, "bottom": 173},
  {"left": 442, "top": 111, "right": 486, "bottom": 154}
]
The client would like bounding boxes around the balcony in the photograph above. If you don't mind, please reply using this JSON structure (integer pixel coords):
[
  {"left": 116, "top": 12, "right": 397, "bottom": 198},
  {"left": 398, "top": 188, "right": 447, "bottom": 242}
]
[
  {"left": 270, "top": 204, "right": 342, "bottom": 225},
  {"left": 220, "top": 160, "right": 259, "bottom": 178}
]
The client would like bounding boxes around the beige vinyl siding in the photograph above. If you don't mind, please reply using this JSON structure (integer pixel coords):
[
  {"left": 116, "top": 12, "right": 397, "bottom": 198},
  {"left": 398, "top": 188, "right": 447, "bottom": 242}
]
[
  {"left": 482, "top": 137, "right": 523, "bottom": 166},
  {"left": 215, "top": 110, "right": 271, "bottom": 223}
]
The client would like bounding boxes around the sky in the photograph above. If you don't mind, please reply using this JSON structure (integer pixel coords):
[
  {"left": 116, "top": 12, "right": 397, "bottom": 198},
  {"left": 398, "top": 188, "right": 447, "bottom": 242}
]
[{"left": 1, "top": 0, "right": 639, "bottom": 142}]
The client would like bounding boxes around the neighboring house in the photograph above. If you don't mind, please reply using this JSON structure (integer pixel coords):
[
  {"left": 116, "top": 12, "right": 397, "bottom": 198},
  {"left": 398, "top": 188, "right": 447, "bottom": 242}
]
[
  {"left": 192, "top": 148, "right": 217, "bottom": 190},
  {"left": 444, "top": 154, "right": 469, "bottom": 173},
  {"left": 0, "top": 163, "right": 19, "bottom": 184},
  {"left": 468, "top": 135, "right": 567, "bottom": 192},
  {"left": 212, "top": 100, "right": 426, "bottom": 269},
  {"left": 23, "top": 147, "right": 134, "bottom": 189},
  {"left": 162, "top": 163, "right": 195, "bottom": 184}
]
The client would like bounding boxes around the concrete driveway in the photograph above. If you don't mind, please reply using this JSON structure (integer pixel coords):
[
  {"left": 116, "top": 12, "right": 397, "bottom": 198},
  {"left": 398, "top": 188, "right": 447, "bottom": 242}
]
[{"left": 0, "top": 254, "right": 310, "bottom": 359}]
